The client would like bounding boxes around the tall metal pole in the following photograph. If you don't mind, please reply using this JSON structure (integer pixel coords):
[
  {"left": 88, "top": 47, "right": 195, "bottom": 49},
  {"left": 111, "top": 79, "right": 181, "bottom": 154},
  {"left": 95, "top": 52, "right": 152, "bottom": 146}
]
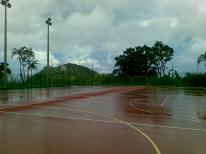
[
  {"left": 197, "top": 62, "right": 199, "bottom": 73},
  {"left": 1, "top": 0, "right": 11, "bottom": 89},
  {"left": 45, "top": 18, "right": 52, "bottom": 87},
  {"left": 47, "top": 23, "right": 49, "bottom": 86},
  {"left": 92, "top": 64, "right": 94, "bottom": 86},
  {"left": 3, "top": 4, "right": 7, "bottom": 88}
]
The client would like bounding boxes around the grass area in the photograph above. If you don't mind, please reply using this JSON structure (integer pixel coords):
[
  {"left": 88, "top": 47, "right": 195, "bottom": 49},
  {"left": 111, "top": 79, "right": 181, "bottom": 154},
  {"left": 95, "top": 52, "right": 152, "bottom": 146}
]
[
  {"left": 0, "top": 65, "right": 205, "bottom": 90},
  {"left": 0, "top": 74, "right": 205, "bottom": 90}
]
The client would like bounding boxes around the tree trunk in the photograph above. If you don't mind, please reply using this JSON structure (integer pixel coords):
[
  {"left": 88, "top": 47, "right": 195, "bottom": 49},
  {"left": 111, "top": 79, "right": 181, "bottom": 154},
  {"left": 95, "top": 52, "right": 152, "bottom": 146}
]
[
  {"left": 31, "top": 69, "right": 33, "bottom": 86},
  {"left": 19, "top": 59, "right": 23, "bottom": 84}
]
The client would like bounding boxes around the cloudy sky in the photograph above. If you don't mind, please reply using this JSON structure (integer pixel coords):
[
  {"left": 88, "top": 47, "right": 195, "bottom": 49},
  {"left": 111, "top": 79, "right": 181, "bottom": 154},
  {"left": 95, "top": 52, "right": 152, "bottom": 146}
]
[{"left": 0, "top": 0, "right": 206, "bottom": 74}]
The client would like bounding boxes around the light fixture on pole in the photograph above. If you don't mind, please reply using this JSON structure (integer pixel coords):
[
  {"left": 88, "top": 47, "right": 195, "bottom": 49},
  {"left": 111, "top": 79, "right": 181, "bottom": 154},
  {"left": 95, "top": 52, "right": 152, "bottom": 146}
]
[
  {"left": 45, "top": 17, "right": 52, "bottom": 87},
  {"left": 1, "top": 0, "right": 11, "bottom": 89}
]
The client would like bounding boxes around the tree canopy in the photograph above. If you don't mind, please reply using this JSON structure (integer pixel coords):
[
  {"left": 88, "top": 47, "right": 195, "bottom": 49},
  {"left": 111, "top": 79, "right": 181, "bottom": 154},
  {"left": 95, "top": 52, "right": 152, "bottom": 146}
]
[
  {"left": 113, "top": 41, "right": 174, "bottom": 77},
  {"left": 152, "top": 41, "right": 174, "bottom": 77},
  {"left": 0, "top": 63, "right": 11, "bottom": 78},
  {"left": 11, "top": 47, "right": 38, "bottom": 83},
  {"left": 198, "top": 51, "right": 206, "bottom": 68}
]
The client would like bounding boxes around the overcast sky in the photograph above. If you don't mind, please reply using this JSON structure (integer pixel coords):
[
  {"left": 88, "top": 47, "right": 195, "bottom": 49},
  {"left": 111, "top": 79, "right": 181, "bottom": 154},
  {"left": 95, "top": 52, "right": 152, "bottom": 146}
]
[{"left": 0, "top": 0, "right": 206, "bottom": 74}]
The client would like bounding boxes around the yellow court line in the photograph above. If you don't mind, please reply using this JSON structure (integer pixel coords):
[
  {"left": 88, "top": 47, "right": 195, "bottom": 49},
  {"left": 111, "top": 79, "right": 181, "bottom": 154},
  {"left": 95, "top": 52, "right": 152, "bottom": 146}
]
[
  {"left": 129, "top": 100, "right": 206, "bottom": 124},
  {"left": 69, "top": 108, "right": 162, "bottom": 154},
  {"left": 129, "top": 101, "right": 172, "bottom": 117},
  {"left": 32, "top": 105, "right": 206, "bottom": 130},
  {"left": 118, "top": 119, "right": 161, "bottom": 154},
  {"left": 33, "top": 105, "right": 161, "bottom": 154},
  {"left": 129, "top": 101, "right": 159, "bottom": 115}
]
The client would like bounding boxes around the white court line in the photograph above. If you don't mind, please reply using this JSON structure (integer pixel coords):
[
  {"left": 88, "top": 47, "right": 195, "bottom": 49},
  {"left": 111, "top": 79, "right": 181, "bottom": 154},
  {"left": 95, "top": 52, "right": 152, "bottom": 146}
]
[
  {"left": 129, "top": 99, "right": 166, "bottom": 108},
  {"left": 132, "top": 101, "right": 162, "bottom": 107},
  {"left": 1, "top": 110, "right": 206, "bottom": 133},
  {"left": 161, "top": 98, "right": 166, "bottom": 107},
  {"left": 57, "top": 102, "right": 206, "bottom": 124},
  {"left": 35, "top": 104, "right": 206, "bottom": 125},
  {"left": 129, "top": 101, "right": 163, "bottom": 115},
  {"left": 77, "top": 97, "right": 95, "bottom": 101},
  {"left": 129, "top": 101, "right": 206, "bottom": 124},
  {"left": 130, "top": 99, "right": 206, "bottom": 114},
  {"left": 129, "top": 99, "right": 206, "bottom": 111},
  {"left": 0, "top": 111, "right": 118, "bottom": 124},
  {"left": 131, "top": 122, "right": 206, "bottom": 132}
]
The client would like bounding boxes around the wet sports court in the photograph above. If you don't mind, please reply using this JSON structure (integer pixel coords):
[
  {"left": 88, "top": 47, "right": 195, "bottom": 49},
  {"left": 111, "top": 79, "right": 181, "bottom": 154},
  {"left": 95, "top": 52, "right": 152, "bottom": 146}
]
[{"left": 0, "top": 86, "right": 206, "bottom": 154}]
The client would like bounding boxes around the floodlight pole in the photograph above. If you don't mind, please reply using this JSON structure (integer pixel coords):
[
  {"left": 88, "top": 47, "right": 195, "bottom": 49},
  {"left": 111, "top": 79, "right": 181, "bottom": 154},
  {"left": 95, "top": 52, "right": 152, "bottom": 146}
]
[
  {"left": 45, "top": 18, "right": 52, "bottom": 87},
  {"left": 197, "top": 61, "right": 199, "bottom": 73},
  {"left": 92, "top": 64, "right": 94, "bottom": 86},
  {"left": 47, "top": 22, "right": 49, "bottom": 86},
  {"left": 1, "top": 0, "right": 11, "bottom": 89},
  {"left": 4, "top": 3, "right": 7, "bottom": 88}
]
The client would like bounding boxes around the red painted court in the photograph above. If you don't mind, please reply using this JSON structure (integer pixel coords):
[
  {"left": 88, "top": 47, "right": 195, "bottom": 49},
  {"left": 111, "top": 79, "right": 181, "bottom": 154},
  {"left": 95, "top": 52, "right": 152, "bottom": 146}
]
[{"left": 0, "top": 87, "right": 206, "bottom": 154}]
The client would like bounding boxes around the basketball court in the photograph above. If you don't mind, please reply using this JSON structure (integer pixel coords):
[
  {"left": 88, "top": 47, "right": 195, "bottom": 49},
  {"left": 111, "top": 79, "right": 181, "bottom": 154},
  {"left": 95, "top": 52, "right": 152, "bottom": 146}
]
[{"left": 0, "top": 87, "right": 206, "bottom": 154}]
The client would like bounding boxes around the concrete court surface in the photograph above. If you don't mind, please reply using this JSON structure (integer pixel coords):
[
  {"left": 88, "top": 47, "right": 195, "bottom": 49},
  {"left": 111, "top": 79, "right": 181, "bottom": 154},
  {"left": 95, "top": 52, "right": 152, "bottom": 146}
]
[{"left": 0, "top": 86, "right": 206, "bottom": 154}]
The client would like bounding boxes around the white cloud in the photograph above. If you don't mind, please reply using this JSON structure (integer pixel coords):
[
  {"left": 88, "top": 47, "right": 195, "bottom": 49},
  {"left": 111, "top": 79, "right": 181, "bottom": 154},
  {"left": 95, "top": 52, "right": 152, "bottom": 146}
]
[
  {"left": 35, "top": 50, "right": 60, "bottom": 67},
  {"left": 198, "top": 0, "right": 206, "bottom": 15},
  {"left": 0, "top": 0, "right": 206, "bottom": 74}
]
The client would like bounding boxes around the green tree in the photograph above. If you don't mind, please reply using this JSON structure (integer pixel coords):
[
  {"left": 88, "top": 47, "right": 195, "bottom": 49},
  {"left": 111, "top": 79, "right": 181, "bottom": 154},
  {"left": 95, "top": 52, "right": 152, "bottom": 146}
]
[
  {"left": 113, "top": 45, "right": 156, "bottom": 76},
  {"left": 0, "top": 63, "right": 11, "bottom": 78},
  {"left": 12, "top": 47, "right": 27, "bottom": 83},
  {"left": 26, "top": 49, "right": 36, "bottom": 79},
  {"left": 12, "top": 47, "right": 38, "bottom": 83},
  {"left": 28, "top": 60, "right": 38, "bottom": 79},
  {"left": 168, "top": 68, "right": 180, "bottom": 79},
  {"left": 113, "top": 41, "right": 174, "bottom": 77},
  {"left": 198, "top": 51, "right": 206, "bottom": 70},
  {"left": 152, "top": 41, "right": 174, "bottom": 78}
]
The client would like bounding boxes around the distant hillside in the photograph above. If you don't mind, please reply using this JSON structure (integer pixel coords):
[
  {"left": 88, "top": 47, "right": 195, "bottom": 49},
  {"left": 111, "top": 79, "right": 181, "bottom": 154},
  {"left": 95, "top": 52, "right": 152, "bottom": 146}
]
[{"left": 31, "top": 63, "right": 99, "bottom": 86}]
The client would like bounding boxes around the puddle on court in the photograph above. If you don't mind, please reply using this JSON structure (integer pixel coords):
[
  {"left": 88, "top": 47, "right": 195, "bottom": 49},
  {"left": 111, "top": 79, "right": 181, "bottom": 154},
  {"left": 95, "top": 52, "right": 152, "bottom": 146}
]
[
  {"left": 0, "top": 87, "right": 101, "bottom": 108},
  {"left": 0, "top": 86, "right": 206, "bottom": 121},
  {"left": 121, "top": 87, "right": 206, "bottom": 122}
]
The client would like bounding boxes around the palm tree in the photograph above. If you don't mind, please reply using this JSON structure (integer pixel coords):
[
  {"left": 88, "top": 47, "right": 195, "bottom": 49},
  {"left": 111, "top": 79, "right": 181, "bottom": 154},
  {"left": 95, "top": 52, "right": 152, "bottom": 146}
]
[
  {"left": 198, "top": 51, "right": 206, "bottom": 71},
  {"left": 12, "top": 47, "right": 37, "bottom": 83},
  {"left": 28, "top": 60, "right": 38, "bottom": 78},
  {"left": 26, "top": 48, "right": 35, "bottom": 80},
  {"left": 12, "top": 47, "right": 25, "bottom": 83}
]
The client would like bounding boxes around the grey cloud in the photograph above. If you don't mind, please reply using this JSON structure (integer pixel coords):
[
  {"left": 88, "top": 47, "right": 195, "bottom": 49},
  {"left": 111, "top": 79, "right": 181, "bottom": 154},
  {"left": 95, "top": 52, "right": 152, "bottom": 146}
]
[{"left": 0, "top": 0, "right": 206, "bottom": 74}]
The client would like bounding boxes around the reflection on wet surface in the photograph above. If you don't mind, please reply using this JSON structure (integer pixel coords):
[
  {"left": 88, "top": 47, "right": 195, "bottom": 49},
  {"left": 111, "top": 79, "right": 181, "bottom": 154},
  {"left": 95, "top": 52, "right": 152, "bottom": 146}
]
[
  {"left": 121, "top": 87, "right": 206, "bottom": 122},
  {"left": 1, "top": 86, "right": 205, "bottom": 122},
  {"left": 0, "top": 86, "right": 206, "bottom": 154},
  {"left": 0, "top": 87, "right": 102, "bottom": 108}
]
